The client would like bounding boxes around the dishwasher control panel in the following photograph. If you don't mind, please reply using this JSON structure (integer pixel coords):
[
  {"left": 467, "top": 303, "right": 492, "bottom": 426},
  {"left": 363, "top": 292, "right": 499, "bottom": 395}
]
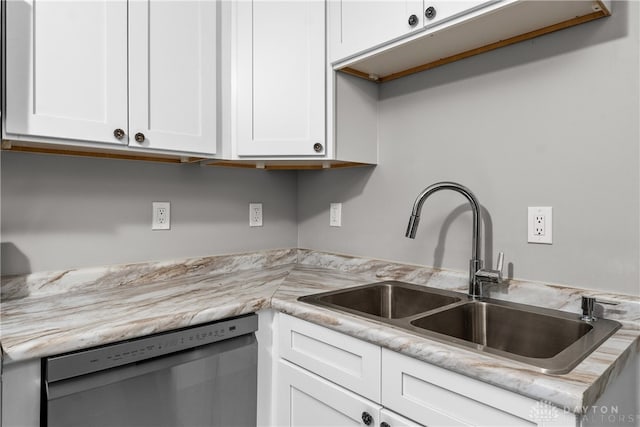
[{"left": 46, "top": 313, "right": 258, "bottom": 383}]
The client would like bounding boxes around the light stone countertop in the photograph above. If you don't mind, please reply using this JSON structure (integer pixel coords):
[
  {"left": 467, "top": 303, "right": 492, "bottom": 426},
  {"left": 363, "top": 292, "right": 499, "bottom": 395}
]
[{"left": 1, "top": 248, "right": 638, "bottom": 413}]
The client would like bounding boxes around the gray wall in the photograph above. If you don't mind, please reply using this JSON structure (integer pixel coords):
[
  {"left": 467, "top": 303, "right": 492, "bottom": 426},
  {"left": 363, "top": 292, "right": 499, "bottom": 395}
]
[
  {"left": 298, "top": 1, "right": 640, "bottom": 295},
  {"left": 2, "top": 3, "right": 638, "bottom": 296},
  {"left": 1, "top": 152, "right": 298, "bottom": 274}
]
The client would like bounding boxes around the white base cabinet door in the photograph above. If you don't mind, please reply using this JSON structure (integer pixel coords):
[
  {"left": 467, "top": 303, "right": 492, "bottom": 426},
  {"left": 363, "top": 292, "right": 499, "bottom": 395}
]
[
  {"left": 380, "top": 409, "right": 423, "bottom": 427},
  {"left": 381, "top": 349, "right": 577, "bottom": 427},
  {"left": 277, "top": 359, "right": 381, "bottom": 427},
  {"left": 5, "top": 0, "right": 128, "bottom": 145}
]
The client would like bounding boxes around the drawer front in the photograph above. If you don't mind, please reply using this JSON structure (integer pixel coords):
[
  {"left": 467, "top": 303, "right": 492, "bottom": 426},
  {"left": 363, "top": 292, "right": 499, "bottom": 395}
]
[
  {"left": 278, "top": 313, "right": 381, "bottom": 402},
  {"left": 382, "top": 349, "right": 538, "bottom": 427}
]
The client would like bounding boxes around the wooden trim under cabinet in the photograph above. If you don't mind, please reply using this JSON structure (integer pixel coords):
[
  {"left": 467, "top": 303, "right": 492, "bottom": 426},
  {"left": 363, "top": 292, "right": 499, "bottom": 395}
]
[
  {"left": 205, "top": 160, "right": 374, "bottom": 170},
  {"left": 1, "top": 141, "right": 375, "bottom": 170},
  {"left": 1, "top": 140, "right": 204, "bottom": 164}
]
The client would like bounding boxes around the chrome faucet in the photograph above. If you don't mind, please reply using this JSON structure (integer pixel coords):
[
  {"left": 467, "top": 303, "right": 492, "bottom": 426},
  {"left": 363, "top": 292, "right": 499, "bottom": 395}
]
[{"left": 406, "top": 181, "right": 504, "bottom": 298}]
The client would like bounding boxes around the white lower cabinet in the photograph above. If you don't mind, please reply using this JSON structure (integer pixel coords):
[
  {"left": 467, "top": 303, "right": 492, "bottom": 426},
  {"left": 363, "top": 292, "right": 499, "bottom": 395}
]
[
  {"left": 278, "top": 310, "right": 381, "bottom": 402},
  {"left": 380, "top": 409, "right": 423, "bottom": 427},
  {"left": 277, "top": 360, "right": 419, "bottom": 427},
  {"left": 382, "top": 349, "right": 535, "bottom": 426},
  {"left": 275, "top": 314, "right": 579, "bottom": 427},
  {"left": 277, "top": 359, "right": 382, "bottom": 427}
]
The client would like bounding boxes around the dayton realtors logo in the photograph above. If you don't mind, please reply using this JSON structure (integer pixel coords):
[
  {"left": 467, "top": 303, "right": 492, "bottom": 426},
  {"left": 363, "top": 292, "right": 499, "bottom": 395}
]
[
  {"left": 569, "top": 405, "right": 637, "bottom": 425},
  {"left": 529, "top": 401, "right": 560, "bottom": 424},
  {"left": 530, "top": 401, "right": 637, "bottom": 425}
]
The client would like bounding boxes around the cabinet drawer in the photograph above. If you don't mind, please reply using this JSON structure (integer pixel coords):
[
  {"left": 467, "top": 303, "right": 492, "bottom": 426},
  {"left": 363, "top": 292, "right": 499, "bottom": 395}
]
[
  {"left": 278, "top": 314, "right": 381, "bottom": 402},
  {"left": 382, "top": 349, "right": 538, "bottom": 427}
]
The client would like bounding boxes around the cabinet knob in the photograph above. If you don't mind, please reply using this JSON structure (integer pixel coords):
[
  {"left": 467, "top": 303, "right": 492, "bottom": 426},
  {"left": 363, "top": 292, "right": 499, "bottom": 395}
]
[
  {"left": 113, "top": 128, "right": 125, "bottom": 140},
  {"left": 425, "top": 6, "right": 437, "bottom": 19},
  {"left": 313, "top": 143, "right": 323, "bottom": 153},
  {"left": 408, "top": 14, "right": 418, "bottom": 26},
  {"left": 134, "top": 132, "right": 146, "bottom": 143},
  {"left": 380, "top": 423, "right": 390, "bottom": 427},
  {"left": 361, "top": 412, "right": 373, "bottom": 426}
]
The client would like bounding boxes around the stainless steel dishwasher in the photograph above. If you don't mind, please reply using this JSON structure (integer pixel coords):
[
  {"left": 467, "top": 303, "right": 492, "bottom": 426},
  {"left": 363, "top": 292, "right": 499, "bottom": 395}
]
[{"left": 42, "top": 313, "right": 258, "bottom": 427}]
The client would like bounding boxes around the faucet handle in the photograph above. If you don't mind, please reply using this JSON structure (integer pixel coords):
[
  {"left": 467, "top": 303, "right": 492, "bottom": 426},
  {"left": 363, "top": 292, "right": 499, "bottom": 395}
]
[
  {"left": 480, "top": 251, "right": 504, "bottom": 281},
  {"left": 474, "top": 251, "right": 505, "bottom": 296},
  {"left": 495, "top": 252, "right": 504, "bottom": 279}
]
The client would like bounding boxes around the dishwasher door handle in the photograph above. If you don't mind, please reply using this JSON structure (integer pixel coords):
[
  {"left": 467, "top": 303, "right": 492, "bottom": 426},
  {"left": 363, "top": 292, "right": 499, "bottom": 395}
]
[{"left": 47, "top": 334, "right": 256, "bottom": 400}]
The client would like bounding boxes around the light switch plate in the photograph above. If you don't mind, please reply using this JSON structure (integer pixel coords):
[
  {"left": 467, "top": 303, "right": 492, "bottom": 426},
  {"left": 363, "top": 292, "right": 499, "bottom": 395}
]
[{"left": 330, "top": 203, "right": 342, "bottom": 227}]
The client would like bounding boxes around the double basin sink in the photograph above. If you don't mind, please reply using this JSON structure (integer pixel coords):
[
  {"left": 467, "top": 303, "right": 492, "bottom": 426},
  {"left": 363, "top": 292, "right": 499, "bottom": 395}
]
[{"left": 299, "top": 281, "right": 621, "bottom": 374}]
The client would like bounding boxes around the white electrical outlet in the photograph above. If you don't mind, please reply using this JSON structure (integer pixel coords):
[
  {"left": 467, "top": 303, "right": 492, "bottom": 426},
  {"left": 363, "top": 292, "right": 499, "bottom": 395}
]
[
  {"left": 152, "top": 202, "right": 171, "bottom": 230},
  {"left": 528, "top": 206, "right": 552, "bottom": 244},
  {"left": 330, "top": 203, "right": 342, "bottom": 227},
  {"left": 249, "top": 203, "right": 263, "bottom": 227}
]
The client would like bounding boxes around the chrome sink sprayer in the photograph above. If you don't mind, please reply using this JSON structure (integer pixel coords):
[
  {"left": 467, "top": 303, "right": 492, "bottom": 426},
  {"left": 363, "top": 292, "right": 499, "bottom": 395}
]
[
  {"left": 406, "top": 181, "right": 503, "bottom": 298},
  {"left": 581, "top": 296, "right": 619, "bottom": 322}
]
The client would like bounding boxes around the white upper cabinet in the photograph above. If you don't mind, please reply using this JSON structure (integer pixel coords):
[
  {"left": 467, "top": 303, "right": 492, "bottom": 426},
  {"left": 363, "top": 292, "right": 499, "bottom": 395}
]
[
  {"left": 5, "top": 0, "right": 379, "bottom": 165},
  {"left": 5, "top": 0, "right": 217, "bottom": 156},
  {"left": 234, "top": 0, "right": 326, "bottom": 157},
  {"left": 5, "top": 0, "right": 128, "bottom": 145},
  {"left": 328, "top": 0, "right": 497, "bottom": 65},
  {"left": 328, "top": 0, "right": 423, "bottom": 64},
  {"left": 128, "top": 1, "right": 217, "bottom": 154},
  {"left": 330, "top": 0, "right": 611, "bottom": 82},
  {"left": 420, "top": 1, "right": 499, "bottom": 28}
]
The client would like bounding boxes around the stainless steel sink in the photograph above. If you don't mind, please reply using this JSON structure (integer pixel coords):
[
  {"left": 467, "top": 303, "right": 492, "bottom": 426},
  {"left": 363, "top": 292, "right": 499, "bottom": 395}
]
[
  {"left": 299, "top": 281, "right": 621, "bottom": 374},
  {"left": 299, "top": 281, "right": 461, "bottom": 320},
  {"left": 410, "top": 301, "right": 592, "bottom": 359}
]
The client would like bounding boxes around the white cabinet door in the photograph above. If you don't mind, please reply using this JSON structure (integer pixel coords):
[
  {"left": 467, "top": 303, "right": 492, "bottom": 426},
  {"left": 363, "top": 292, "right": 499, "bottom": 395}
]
[
  {"left": 382, "top": 349, "right": 540, "bottom": 427},
  {"left": 328, "top": 0, "right": 499, "bottom": 65},
  {"left": 5, "top": 0, "right": 128, "bottom": 145},
  {"left": 422, "top": 1, "right": 498, "bottom": 29},
  {"left": 380, "top": 408, "right": 423, "bottom": 427},
  {"left": 277, "top": 359, "right": 381, "bottom": 427},
  {"left": 328, "top": 0, "right": 423, "bottom": 63},
  {"left": 128, "top": 0, "right": 217, "bottom": 155},
  {"left": 235, "top": 0, "right": 325, "bottom": 157}
]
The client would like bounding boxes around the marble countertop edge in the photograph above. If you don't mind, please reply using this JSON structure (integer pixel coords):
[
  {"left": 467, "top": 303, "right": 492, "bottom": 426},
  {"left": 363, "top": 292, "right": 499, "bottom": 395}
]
[{"left": 1, "top": 248, "right": 638, "bottom": 412}]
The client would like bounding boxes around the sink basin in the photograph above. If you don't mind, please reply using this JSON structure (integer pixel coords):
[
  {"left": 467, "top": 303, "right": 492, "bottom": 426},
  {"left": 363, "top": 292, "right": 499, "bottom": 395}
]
[
  {"left": 411, "top": 301, "right": 592, "bottom": 359},
  {"left": 299, "top": 281, "right": 461, "bottom": 320},
  {"left": 299, "top": 281, "right": 621, "bottom": 374},
  {"left": 409, "top": 300, "right": 620, "bottom": 373}
]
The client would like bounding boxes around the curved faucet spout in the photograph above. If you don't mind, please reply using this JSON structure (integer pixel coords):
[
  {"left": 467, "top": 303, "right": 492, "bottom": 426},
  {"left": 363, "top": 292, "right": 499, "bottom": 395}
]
[{"left": 405, "top": 181, "right": 483, "bottom": 295}]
